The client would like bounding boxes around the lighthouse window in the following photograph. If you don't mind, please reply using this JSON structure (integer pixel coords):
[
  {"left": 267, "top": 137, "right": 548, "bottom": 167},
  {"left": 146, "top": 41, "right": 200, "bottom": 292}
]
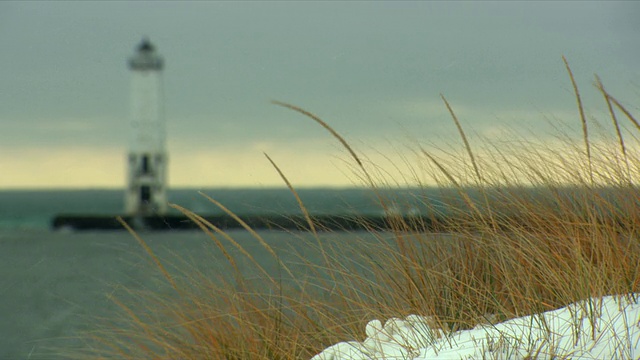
[{"left": 142, "top": 155, "right": 150, "bottom": 174}]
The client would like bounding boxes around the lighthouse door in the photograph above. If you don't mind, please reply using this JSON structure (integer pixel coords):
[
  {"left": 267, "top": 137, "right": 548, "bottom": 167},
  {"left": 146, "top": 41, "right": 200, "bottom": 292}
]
[{"left": 140, "top": 185, "right": 151, "bottom": 202}]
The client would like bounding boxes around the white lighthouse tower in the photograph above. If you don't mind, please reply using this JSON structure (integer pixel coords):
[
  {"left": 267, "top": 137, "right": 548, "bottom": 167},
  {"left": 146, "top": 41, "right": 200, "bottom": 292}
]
[{"left": 124, "top": 38, "right": 168, "bottom": 216}]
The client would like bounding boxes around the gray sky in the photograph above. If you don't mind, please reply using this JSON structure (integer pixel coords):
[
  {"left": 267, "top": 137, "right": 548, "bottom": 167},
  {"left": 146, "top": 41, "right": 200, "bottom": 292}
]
[{"left": 1, "top": 1, "right": 639, "bottom": 188}]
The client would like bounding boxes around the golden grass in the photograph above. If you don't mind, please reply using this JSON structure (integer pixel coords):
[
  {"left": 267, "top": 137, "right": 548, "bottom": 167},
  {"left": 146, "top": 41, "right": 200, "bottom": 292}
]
[{"left": 78, "top": 60, "right": 640, "bottom": 359}]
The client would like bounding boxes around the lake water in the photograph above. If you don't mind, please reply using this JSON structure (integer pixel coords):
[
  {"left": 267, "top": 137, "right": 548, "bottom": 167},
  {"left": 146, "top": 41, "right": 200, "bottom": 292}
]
[{"left": 0, "top": 188, "right": 428, "bottom": 359}]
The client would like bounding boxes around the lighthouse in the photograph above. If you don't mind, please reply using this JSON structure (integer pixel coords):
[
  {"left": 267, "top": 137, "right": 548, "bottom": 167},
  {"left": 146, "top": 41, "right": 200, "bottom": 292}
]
[{"left": 124, "top": 38, "right": 168, "bottom": 216}]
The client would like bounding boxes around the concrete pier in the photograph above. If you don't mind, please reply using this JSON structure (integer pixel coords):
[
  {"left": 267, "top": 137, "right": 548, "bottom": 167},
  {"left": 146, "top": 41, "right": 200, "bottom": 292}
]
[{"left": 51, "top": 214, "right": 444, "bottom": 231}]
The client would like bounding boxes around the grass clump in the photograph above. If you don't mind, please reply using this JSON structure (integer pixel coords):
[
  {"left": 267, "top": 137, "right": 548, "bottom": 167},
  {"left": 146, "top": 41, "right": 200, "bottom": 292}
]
[{"left": 80, "top": 59, "right": 640, "bottom": 359}]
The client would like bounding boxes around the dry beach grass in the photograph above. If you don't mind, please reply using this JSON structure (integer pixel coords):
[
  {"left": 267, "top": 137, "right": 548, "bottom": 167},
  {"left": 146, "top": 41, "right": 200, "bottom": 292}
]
[{"left": 78, "top": 60, "right": 640, "bottom": 359}]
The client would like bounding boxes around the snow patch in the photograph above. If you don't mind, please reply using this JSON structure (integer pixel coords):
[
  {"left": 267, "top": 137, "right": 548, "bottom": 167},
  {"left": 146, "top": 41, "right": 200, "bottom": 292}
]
[{"left": 312, "top": 295, "right": 640, "bottom": 359}]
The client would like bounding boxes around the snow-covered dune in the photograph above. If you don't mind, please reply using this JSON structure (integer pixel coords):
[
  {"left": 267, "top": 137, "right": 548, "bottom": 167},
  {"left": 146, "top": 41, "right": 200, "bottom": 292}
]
[{"left": 313, "top": 295, "right": 640, "bottom": 359}]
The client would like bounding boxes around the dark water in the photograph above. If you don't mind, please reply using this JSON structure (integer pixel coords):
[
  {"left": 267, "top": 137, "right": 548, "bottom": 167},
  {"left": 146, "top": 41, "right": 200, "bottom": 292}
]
[
  {"left": 1, "top": 227, "right": 390, "bottom": 359},
  {"left": 1, "top": 186, "right": 622, "bottom": 358}
]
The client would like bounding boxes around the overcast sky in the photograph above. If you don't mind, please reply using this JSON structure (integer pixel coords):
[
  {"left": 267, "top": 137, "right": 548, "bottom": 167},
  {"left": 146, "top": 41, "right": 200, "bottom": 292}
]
[{"left": 1, "top": 1, "right": 639, "bottom": 189}]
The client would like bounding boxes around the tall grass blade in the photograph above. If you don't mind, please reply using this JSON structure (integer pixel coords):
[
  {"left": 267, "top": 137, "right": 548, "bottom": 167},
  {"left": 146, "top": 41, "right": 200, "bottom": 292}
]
[
  {"left": 595, "top": 75, "right": 630, "bottom": 181},
  {"left": 562, "top": 55, "right": 592, "bottom": 183},
  {"left": 440, "top": 94, "right": 483, "bottom": 183},
  {"left": 264, "top": 152, "right": 318, "bottom": 236},
  {"left": 271, "top": 100, "right": 390, "bottom": 212},
  {"left": 271, "top": 100, "right": 363, "bottom": 168}
]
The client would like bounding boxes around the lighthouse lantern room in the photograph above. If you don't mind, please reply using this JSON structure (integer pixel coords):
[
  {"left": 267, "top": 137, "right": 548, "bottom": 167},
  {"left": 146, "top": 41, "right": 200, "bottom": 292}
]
[{"left": 125, "top": 38, "right": 168, "bottom": 216}]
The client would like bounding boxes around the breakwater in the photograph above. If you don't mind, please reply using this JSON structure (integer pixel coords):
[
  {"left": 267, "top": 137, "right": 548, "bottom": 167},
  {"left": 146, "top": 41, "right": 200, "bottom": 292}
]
[{"left": 51, "top": 213, "right": 443, "bottom": 231}]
